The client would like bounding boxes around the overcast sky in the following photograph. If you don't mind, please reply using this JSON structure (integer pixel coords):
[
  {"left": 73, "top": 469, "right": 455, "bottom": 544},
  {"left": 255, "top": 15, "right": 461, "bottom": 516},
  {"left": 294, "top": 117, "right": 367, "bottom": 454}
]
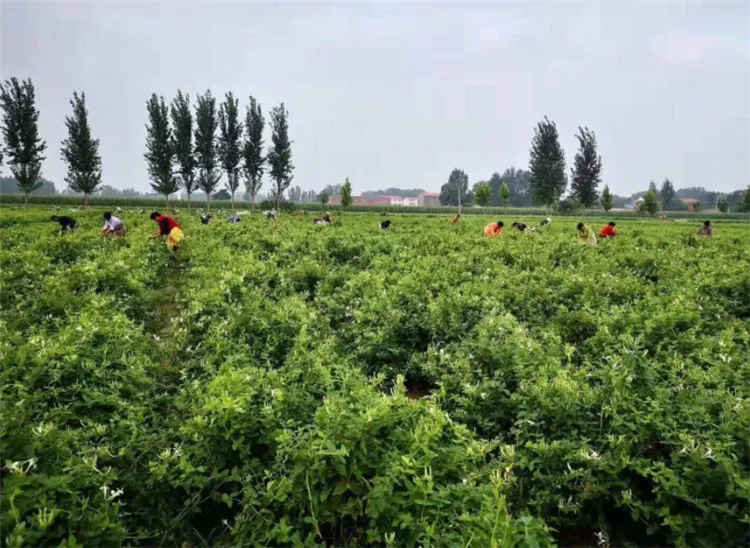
[{"left": 2, "top": 1, "right": 748, "bottom": 196}]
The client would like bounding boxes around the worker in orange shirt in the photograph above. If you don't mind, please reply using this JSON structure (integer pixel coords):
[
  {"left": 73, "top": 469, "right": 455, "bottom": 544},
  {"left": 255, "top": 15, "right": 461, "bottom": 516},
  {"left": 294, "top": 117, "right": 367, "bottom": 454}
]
[
  {"left": 484, "top": 220, "right": 504, "bottom": 237},
  {"left": 600, "top": 221, "right": 617, "bottom": 239}
]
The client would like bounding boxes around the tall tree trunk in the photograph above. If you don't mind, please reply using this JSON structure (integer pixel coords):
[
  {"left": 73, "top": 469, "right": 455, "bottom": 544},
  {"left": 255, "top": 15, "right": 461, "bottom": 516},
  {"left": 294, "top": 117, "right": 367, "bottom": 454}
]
[
  {"left": 206, "top": 195, "right": 211, "bottom": 211},
  {"left": 187, "top": 193, "right": 191, "bottom": 211},
  {"left": 24, "top": 193, "right": 29, "bottom": 207},
  {"left": 231, "top": 191, "right": 235, "bottom": 210},
  {"left": 165, "top": 194, "right": 170, "bottom": 208},
  {"left": 85, "top": 194, "right": 89, "bottom": 208},
  {"left": 251, "top": 192, "right": 256, "bottom": 213}
]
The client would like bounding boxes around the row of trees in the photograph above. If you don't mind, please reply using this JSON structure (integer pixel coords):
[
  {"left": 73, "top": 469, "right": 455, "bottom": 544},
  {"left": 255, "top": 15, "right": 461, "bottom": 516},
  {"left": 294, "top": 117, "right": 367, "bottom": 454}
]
[
  {"left": 440, "top": 118, "right": 604, "bottom": 210},
  {"left": 439, "top": 116, "right": 750, "bottom": 213},
  {"left": 3, "top": 79, "right": 749, "bottom": 213},
  {"left": 144, "top": 90, "right": 292, "bottom": 210},
  {"left": 0, "top": 77, "right": 294, "bottom": 210}
]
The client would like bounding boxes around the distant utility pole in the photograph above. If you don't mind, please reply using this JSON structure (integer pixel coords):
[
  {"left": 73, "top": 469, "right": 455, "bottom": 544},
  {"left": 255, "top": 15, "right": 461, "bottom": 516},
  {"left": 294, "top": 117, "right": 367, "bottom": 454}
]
[{"left": 458, "top": 184, "right": 462, "bottom": 215}]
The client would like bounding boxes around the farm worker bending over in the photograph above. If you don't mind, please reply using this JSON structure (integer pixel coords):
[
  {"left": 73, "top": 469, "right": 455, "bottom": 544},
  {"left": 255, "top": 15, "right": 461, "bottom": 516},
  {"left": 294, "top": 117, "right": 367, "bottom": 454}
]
[
  {"left": 227, "top": 215, "right": 241, "bottom": 223},
  {"left": 512, "top": 222, "right": 529, "bottom": 233},
  {"left": 100, "top": 212, "right": 126, "bottom": 237},
  {"left": 484, "top": 220, "right": 504, "bottom": 237},
  {"left": 314, "top": 213, "right": 333, "bottom": 225},
  {"left": 697, "top": 220, "right": 713, "bottom": 237},
  {"left": 51, "top": 215, "right": 77, "bottom": 234},
  {"left": 380, "top": 220, "right": 391, "bottom": 230},
  {"left": 450, "top": 214, "right": 461, "bottom": 224},
  {"left": 150, "top": 211, "right": 183, "bottom": 253},
  {"left": 599, "top": 222, "right": 617, "bottom": 239},
  {"left": 577, "top": 222, "right": 597, "bottom": 246},
  {"left": 540, "top": 217, "right": 551, "bottom": 227},
  {"left": 200, "top": 213, "right": 212, "bottom": 225}
]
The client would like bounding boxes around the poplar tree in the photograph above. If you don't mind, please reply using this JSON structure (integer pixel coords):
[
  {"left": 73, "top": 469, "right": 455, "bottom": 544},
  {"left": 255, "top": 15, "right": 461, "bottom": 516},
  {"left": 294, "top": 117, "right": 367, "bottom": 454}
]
[
  {"left": 218, "top": 92, "right": 242, "bottom": 208},
  {"left": 268, "top": 103, "right": 294, "bottom": 213},
  {"left": 242, "top": 96, "right": 265, "bottom": 211},
  {"left": 194, "top": 90, "right": 220, "bottom": 209},
  {"left": 61, "top": 91, "right": 102, "bottom": 207},
  {"left": 570, "top": 126, "right": 602, "bottom": 208},
  {"left": 529, "top": 117, "right": 566, "bottom": 207},
  {"left": 601, "top": 184, "right": 613, "bottom": 211},
  {"left": 340, "top": 177, "right": 353, "bottom": 211},
  {"left": 144, "top": 94, "right": 177, "bottom": 206},
  {"left": 0, "top": 77, "right": 47, "bottom": 206},
  {"left": 171, "top": 90, "right": 197, "bottom": 209},
  {"left": 660, "top": 178, "right": 676, "bottom": 210}
]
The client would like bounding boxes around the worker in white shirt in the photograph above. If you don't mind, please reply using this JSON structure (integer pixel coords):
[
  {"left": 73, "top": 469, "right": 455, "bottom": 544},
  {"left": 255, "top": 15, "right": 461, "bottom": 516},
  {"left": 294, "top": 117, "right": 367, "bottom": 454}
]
[{"left": 99, "top": 211, "right": 127, "bottom": 237}]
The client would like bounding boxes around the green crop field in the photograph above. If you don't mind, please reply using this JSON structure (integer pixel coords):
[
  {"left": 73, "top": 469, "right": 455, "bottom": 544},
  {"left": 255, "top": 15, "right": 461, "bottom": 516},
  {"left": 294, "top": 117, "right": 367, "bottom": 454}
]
[{"left": 2, "top": 208, "right": 748, "bottom": 547}]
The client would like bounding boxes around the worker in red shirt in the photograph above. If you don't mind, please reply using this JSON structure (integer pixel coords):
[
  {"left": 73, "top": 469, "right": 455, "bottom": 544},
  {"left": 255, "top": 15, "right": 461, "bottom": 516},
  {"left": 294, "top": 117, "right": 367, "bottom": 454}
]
[
  {"left": 150, "top": 211, "right": 184, "bottom": 253},
  {"left": 484, "top": 220, "right": 504, "bottom": 237},
  {"left": 600, "top": 221, "right": 617, "bottom": 239}
]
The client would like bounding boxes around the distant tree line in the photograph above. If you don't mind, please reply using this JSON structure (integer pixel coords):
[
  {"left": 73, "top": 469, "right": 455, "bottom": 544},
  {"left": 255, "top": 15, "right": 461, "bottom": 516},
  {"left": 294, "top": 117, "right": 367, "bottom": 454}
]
[
  {"left": 438, "top": 115, "right": 750, "bottom": 213},
  {"left": 0, "top": 76, "right": 294, "bottom": 209},
  {"left": 2, "top": 77, "right": 749, "bottom": 213}
]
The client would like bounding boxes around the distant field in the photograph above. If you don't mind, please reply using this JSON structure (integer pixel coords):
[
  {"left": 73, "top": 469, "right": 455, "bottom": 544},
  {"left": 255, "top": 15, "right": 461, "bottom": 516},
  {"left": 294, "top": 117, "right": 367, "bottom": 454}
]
[{"left": 2, "top": 208, "right": 749, "bottom": 546}]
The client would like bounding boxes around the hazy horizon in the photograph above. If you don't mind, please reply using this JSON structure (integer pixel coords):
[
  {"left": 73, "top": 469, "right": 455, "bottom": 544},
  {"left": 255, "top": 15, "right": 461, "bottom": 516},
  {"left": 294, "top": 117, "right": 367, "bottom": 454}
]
[{"left": 2, "top": 2, "right": 748, "bottom": 196}]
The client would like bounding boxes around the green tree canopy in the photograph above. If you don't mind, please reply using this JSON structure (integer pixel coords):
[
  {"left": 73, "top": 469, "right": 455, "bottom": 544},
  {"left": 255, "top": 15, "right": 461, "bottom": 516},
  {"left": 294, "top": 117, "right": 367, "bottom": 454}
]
[
  {"left": 640, "top": 189, "right": 659, "bottom": 215},
  {"left": 268, "top": 103, "right": 294, "bottom": 212},
  {"left": 144, "top": 94, "right": 177, "bottom": 206},
  {"left": 529, "top": 117, "right": 566, "bottom": 207},
  {"left": 500, "top": 182, "right": 510, "bottom": 206},
  {"left": 439, "top": 168, "right": 470, "bottom": 207},
  {"left": 601, "top": 184, "right": 613, "bottom": 212},
  {"left": 474, "top": 182, "right": 491, "bottom": 206},
  {"left": 194, "top": 90, "right": 220, "bottom": 208},
  {"left": 570, "top": 126, "right": 602, "bottom": 208},
  {"left": 340, "top": 177, "right": 353, "bottom": 208},
  {"left": 660, "top": 178, "right": 676, "bottom": 210},
  {"left": 740, "top": 187, "right": 750, "bottom": 213},
  {"left": 219, "top": 92, "right": 242, "bottom": 207},
  {"left": 0, "top": 77, "right": 47, "bottom": 205},
  {"left": 241, "top": 96, "right": 265, "bottom": 211},
  {"left": 60, "top": 91, "right": 102, "bottom": 206},
  {"left": 171, "top": 90, "right": 198, "bottom": 208}
]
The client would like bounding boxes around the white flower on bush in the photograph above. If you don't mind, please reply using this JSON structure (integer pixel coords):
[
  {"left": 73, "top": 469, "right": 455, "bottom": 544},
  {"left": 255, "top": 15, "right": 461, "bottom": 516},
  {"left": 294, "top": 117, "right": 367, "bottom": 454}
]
[
  {"left": 100, "top": 485, "right": 124, "bottom": 501},
  {"left": 582, "top": 449, "right": 601, "bottom": 461},
  {"left": 8, "top": 457, "right": 39, "bottom": 476},
  {"left": 159, "top": 445, "right": 182, "bottom": 461}
]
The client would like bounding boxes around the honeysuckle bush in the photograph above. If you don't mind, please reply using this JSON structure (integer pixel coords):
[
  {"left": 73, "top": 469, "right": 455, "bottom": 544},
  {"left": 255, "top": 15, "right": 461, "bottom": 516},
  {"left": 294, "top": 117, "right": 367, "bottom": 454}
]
[{"left": 1, "top": 207, "right": 748, "bottom": 546}]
